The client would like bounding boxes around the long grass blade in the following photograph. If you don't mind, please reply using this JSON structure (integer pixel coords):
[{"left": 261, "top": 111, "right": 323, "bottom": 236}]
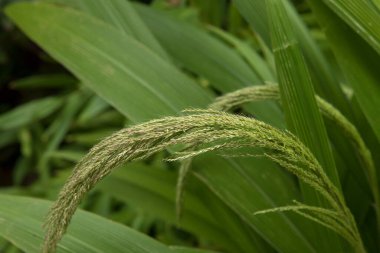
[
  {"left": 233, "top": 0, "right": 352, "bottom": 116},
  {"left": 266, "top": 0, "right": 345, "bottom": 251}
]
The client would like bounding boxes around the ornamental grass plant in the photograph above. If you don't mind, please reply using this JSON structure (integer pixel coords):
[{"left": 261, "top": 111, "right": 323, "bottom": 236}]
[{"left": 1, "top": 0, "right": 380, "bottom": 253}]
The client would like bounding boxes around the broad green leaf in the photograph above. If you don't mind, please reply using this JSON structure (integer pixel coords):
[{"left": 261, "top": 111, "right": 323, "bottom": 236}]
[
  {"left": 267, "top": 0, "right": 343, "bottom": 251},
  {"left": 76, "top": 1, "right": 260, "bottom": 92},
  {"left": 43, "top": 1, "right": 284, "bottom": 127},
  {"left": 0, "top": 194, "right": 174, "bottom": 253},
  {"left": 46, "top": 0, "right": 169, "bottom": 60},
  {"left": 5, "top": 2, "right": 212, "bottom": 123},
  {"left": 0, "top": 97, "right": 62, "bottom": 131},
  {"left": 320, "top": 0, "right": 380, "bottom": 55}
]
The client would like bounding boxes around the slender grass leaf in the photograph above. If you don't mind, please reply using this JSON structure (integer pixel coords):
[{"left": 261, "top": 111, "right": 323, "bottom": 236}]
[
  {"left": 0, "top": 97, "right": 62, "bottom": 131},
  {"left": 11, "top": 74, "right": 76, "bottom": 90},
  {"left": 76, "top": 95, "right": 110, "bottom": 125},
  {"left": 66, "top": 128, "right": 118, "bottom": 146},
  {"left": 267, "top": 0, "right": 343, "bottom": 251},
  {"left": 208, "top": 26, "right": 275, "bottom": 82},
  {"left": 267, "top": 0, "right": 340, "bottom": 186},
  {"left": 38, "top": 92, "right": 87, "bottom": 184},
  {"left": 218, "top": 6, "right": 369, "bottom": 205},
  {"left": 233, "top": 0, "right": 352, "bottom": 116},
  {"left": 232, "top": 2, "right": 370, "bottom": 204},
  {"left": 48, "top": 150, "right": 85, "bottom": 163}
]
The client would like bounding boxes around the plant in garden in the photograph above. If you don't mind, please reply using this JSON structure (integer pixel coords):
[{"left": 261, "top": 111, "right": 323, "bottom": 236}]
[{"left": 1, "top": 0, "right": 380, "bottom": 253}]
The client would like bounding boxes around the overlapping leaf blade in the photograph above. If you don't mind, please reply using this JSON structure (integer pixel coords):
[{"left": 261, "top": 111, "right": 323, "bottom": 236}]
[
  {"left": 5, "top": 2, "right": 212, "bottom": 123},
  {"left": 267, "top": 0, "right": 344, "bottom": 251},
  {"left": 233, "top": 0, "right": 374, "bottom": 224},
  {"left": 233, "top": 0, "right": 351, "bottom": 116}
]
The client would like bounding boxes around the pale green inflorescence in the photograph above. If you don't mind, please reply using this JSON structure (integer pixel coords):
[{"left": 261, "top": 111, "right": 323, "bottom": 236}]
[
  {"left": 43, "top": 108, "right": 365, "bottom": 253},
  {"left": 208, "top": 84, "right": 377, "bottom": 200},
  {"left": 178, "top": 83, "right": 376, "bottom": 252},
  {"left": 207, "top": 84, "right": 379, "bottom": 237}
]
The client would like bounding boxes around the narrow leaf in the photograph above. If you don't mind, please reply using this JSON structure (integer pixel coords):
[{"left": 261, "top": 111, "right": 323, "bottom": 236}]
[
  {"left": 233, "top": 0, "right": 352, "bottom": 116},
  {"left": 0, "top": 97, "right": 62, "bottom": 131},
  {"left": 267, "top": 0, "right": 343, "bottom": 251}
]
